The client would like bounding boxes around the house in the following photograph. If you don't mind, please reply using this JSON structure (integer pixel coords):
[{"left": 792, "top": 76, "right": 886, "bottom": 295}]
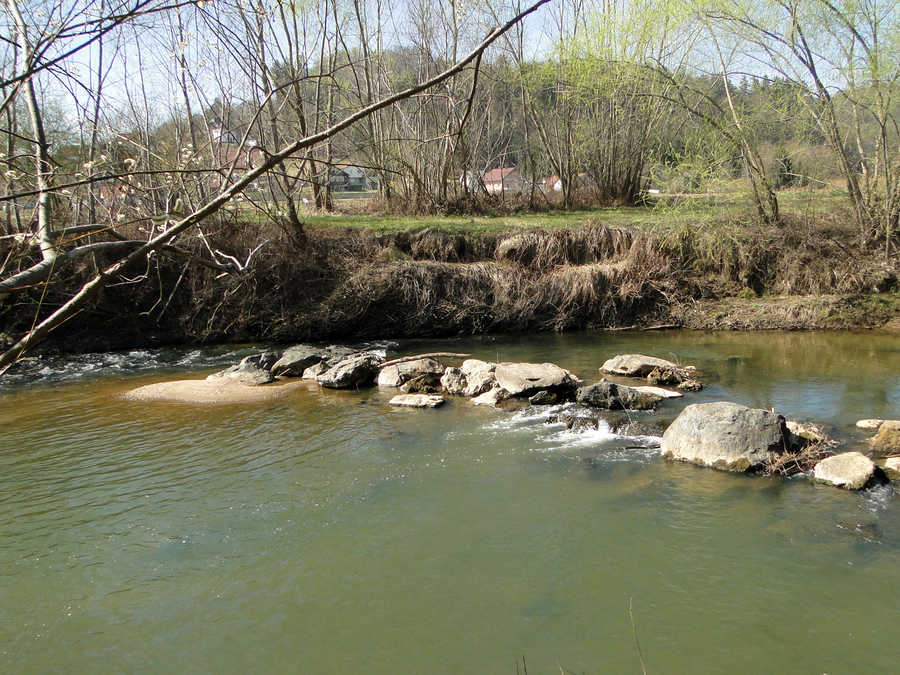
[
  {"left": 482, "top": 166, "right": 524, "bottom": 194},
  {"left": 328, "top": 165, "right": 378, "bottom": 191}
]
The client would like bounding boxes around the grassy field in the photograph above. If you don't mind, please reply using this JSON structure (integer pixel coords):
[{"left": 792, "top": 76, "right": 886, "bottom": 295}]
[{"left": 293, "top": 186, "right": 852, "bottom": 235}]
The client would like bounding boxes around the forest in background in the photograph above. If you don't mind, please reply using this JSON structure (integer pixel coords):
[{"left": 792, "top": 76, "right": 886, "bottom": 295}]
[{"left": 0, "top": 0, "right": 898, "bottom": 364}]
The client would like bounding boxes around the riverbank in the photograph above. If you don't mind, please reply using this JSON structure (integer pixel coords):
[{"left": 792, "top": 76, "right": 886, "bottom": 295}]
[{"left": 2, "top": 204, "right": 898, "bottom": 357}]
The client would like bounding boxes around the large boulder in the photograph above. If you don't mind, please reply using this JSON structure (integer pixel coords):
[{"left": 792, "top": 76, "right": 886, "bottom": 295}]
[
  {"left": 576, "top": 379, "right": 663, "bottom": 410},
  {"left": 601, "top": 354, "right": 677, "bottom": 377},
  {"left": 377, "top": 357, "right": 445, "bottom": 387},
  {"left": 440, "top": 367, "right": 468, "bottom": 395},
  {"left": 460, "top": 359, "right": 497, "bottom": 395},
  {"left": 207, "top": 355, "right": 275, "bottom": 386},
  {"left": 389, "top": 394, "right": 445, "bottom": 408},
  {"left": 661, "top": 401, "right": 790, "bottom": 472},
  {"left": 270, "top": 344, "right": 327, "bottom": 376},
  {"left": 869, "top": 420, "right": 900, "bottom": 457},
  {"left": 494, "top": 362, "right": 580, "bottom": 398},
  {"left": 814, "top": 452, "right": 885, "bottom": 490},
  {"left": 441, "top": 359, "right": 497, "bottom": 397},
  {"left": 316, "top": 352, "right": 384, "bottom": 389},
  {"left": 856, "top": 419, "right": 885, "bottom": 430}
]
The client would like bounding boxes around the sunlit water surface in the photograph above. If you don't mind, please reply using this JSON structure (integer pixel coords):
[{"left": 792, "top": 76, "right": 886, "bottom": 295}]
[{"left": 2, "top": 331, "right": 900, "bottom": 673}]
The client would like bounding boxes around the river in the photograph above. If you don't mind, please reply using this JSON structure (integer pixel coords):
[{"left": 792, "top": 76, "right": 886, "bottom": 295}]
[{"left": 2, "top": 330, "right": 899, "bottom": 673}]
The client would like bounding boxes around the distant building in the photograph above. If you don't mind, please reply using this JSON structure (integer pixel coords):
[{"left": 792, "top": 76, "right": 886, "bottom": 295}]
[
  {"left": 328, "top": 165, "right": 378, "bottom": 191},
  {"left": 482, "top": 166, "right": 524, "bottom": 194}
]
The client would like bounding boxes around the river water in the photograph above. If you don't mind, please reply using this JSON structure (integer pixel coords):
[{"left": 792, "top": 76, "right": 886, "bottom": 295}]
[{"left": 2, "top": 331, "right": 900, "bottom": 673}]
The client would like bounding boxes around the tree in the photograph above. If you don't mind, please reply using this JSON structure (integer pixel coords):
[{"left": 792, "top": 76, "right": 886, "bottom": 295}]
[{"left": 0, "top": 0, "right": 553, "bottom": 371}]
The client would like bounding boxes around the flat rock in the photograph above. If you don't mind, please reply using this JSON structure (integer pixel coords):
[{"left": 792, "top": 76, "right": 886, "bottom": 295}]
[
  {"left": 494, "top": 362, "right": 579, "bottom": 397},
  {"left": 869, "top": 420, "right": 900, "bottom": 457},
  {"left": 601, "top": 354, "right": 677, "bottom": 377},
  {"left": 471, "top": 386, "right": 509, "bottom": 408},
  {"left": 389, "top": 394, "right": 445, "bottom": 408},
  {"left": 316, "top": 352, "right": 384, "bottom": 389},
  {"left": 661, "top": 401, "right": 789, "bottom": 472},
  {"left": 633, "top": 385, "right": 682, "bottom": 399},
  {"left": 576, "top": 379, "right": 663, "bottom": 410},
  {"left": 814, "top": 452, "right": 881, "bottom": 490},
  {"left": 122, "top": 378, "right": 305, "bottom": 404},
  {"left": 856, "top": 419, "right": 885, "bottom": 430}
]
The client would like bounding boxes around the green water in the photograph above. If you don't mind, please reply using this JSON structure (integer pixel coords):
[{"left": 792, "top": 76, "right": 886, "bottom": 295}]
[{"left": 2, "top": 331, "right": 900, "bottom": 673}]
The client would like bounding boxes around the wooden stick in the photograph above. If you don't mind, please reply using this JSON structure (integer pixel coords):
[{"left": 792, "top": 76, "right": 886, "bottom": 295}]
[{"left": 379, "top": 352, "right": 470, "bottom": 368}]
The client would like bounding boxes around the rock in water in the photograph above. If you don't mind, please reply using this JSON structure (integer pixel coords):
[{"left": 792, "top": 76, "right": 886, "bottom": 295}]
[
  {"left": 460, "top": 359, "right": 497, "bottom": 396},
  {"left": 493, "top": 362, "right": 580, "bottom": 398},
  {"left": 869, "top": 420, "right": 900, "bottom": 457},
  {"left": 856, "top": 419, "right": 885, "bottom": 430},
  {"left": 576, "top": 379, "right": 662, "bottom": 410},
  {"left": 271, "top": 344, "right": 327, "bottom": 376},
  {"left": 814, "top": 452, "right": 885, "bottom": 490},
  {"left": 440, "top": 367, "right": 468, "bottom": 395},
  {"left": 389, "top": 394, "right": 445, "bottom": 408},
  {"left": 471, "top": 386, "right": 509, "bottom": 408},
  {"left": 377, "top": 357, "right": 445, "bottom": 387},
  {"left": 661, "top": 401, "right": 789, "bottom": 472},
  {"left": 316, "top": 352, "right": 384, "bottom": 389},
  {"left": 301, "top": 362, "right": 329, "bottom": 380},
  {"left": 529, "top": 390, "right": 558, "bottom": 405},
  {"left": 601, "top": 354, "right": 677, "bottom": 377},
  {"left": 207, "top": 356, "right": 275, "bottom": 386},
  {"left": 881, "top": 457, "right": 900, "bottom": 481}
]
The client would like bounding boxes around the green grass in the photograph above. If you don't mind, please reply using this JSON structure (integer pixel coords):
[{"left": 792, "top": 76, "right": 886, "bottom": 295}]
[{"left": 235, "top": 185, "right": 852, "bottom": 235}]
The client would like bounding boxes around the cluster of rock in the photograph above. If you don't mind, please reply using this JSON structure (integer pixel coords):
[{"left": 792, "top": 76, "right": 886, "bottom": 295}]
[
  {"left": 659, "top": 399, "right": 890, "bottom": 491},
  {"left": 209, "top": 344, "right": 390, "bottom": 389},
  {"left": 208, "top": 346, "right": 897, "bottom": 494},
  {"left": 852, "top": 419, "right": 900, "bottom": 482}
]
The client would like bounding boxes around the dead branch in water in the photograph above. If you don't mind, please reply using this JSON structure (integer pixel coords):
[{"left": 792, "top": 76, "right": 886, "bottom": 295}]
[{"left": 379, "top": 352, "right": 470, "bottom": 368}]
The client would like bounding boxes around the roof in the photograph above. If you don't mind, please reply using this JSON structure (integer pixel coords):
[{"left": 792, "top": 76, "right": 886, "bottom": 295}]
[{"left": 482, "top": 166, "right": 519, "bottom": 183}]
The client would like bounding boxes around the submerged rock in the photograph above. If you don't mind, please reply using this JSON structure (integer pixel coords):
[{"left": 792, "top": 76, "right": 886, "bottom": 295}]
[
  {"left": 869, "top": 420, "right": 900, "bottom": 457},
  {"left": 661, "top": 401, "right": 790, "bottom": 472},
  {"left": 389, "top": 394, "right": 445, "bottom": 408},
  {"left": 123, "top": 378, "right": 303, "bottom": 404},
  {"left": 316, "top": 352, "right": 384, "bottom": 389},
  {"left": 576, "top": 379, "right": 662, "bottom": 410},
  {"left": 601, "top": 354, "right": 677, "bottom": 377},
  {"left": 814, "top": 452, "right": 886, "bottom": 490},
  {"left": 494, "top": 362, "right": 580, "bottom": 398},
  {"left": 208, "top": 355, "right": 275, "bottom": 386}
]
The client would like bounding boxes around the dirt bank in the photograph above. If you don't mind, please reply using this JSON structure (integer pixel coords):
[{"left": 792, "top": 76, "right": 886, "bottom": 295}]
[{"left": 2, "top": 217, "right": 898, "bottom": 355}]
